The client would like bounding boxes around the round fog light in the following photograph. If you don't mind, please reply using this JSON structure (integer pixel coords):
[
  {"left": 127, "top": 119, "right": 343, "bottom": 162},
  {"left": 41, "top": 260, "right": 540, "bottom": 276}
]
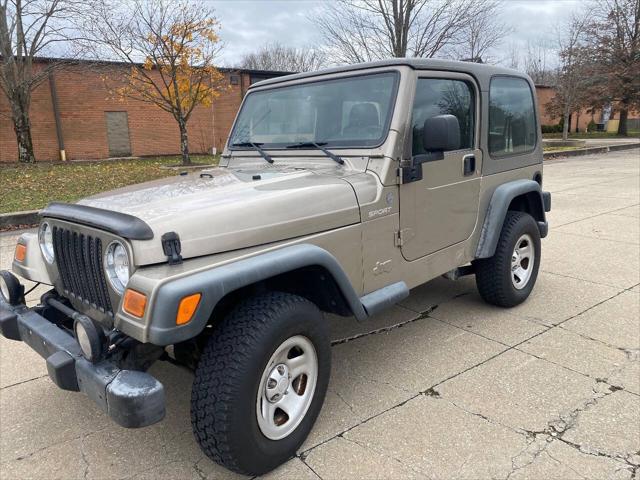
[
  {"left": 0, "top": 270, "right": 24, "bottom": 305},
  {"left": 73, "top": 316, "right": 105, "bottom": 363}
]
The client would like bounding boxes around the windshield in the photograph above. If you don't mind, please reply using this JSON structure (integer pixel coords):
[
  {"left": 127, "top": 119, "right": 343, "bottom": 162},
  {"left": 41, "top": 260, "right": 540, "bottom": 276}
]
[{"left": 229, "top": 72, "right": 399, "bottom": 149}]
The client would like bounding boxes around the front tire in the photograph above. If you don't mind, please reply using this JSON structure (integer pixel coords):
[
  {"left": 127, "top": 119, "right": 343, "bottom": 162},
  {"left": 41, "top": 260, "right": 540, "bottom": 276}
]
[
  {"left": 474, "top": 211, "right": 541, "bottom": 307},
  {"left": 190, "top": 292, "right": 330, "bottom": 476}
]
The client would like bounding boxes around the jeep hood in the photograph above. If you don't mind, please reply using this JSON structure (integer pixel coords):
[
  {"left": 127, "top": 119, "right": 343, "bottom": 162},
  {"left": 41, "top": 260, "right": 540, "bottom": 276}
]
[{"left": 78, "top": 166, "right": 360, "bottom": 265}]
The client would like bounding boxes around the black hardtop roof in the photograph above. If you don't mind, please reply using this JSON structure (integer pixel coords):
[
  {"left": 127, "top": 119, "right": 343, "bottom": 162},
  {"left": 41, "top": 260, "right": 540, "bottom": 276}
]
[{"left": 250, "top": 58, "right": 530, "bottom": 91}]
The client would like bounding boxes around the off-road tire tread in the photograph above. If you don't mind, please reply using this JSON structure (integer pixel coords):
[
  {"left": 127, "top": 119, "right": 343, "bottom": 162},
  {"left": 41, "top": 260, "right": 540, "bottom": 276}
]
[
  {"left": 475, "top": 211, "right": 540, "bottom": 307},
  {"left": 190, "top": 292, "right": 321, "bottom": 475}
]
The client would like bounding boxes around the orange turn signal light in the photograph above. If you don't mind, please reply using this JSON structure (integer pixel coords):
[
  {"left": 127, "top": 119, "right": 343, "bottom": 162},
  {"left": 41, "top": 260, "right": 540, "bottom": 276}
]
[
  {"left": 14, "top": 243, "right": 26, "bottom": 262},
  {"left": 176, "top": 293, "right": 201, "bottom": 325},
  {"left": 123, "top": 289, "right": 147, "bottom": 318}
]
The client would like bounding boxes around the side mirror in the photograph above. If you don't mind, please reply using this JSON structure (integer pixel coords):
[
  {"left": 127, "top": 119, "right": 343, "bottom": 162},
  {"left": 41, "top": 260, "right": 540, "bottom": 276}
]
[{"left": 423, "top": 114, "right": 460, "bottom": 152}]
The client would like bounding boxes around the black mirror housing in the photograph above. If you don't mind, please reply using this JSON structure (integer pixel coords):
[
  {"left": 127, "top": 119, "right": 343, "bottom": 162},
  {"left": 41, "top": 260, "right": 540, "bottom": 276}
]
[{"left": 423, "top": 114, "right": 460, "bottom": 152}]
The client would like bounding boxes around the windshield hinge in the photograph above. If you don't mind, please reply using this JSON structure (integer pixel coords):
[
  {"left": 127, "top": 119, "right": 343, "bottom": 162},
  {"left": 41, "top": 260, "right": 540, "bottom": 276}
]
[{"left": 394, "top": 228, "right": 414, "bottom": 247}]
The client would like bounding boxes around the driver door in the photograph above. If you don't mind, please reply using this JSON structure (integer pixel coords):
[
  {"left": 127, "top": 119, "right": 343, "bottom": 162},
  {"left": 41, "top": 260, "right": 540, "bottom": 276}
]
[{"left": 399, "top": 73, "right": 482, "bottom": 261}]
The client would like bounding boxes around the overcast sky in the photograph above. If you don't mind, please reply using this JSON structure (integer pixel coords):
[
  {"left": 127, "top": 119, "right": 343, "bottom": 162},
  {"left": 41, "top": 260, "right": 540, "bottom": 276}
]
[{"left": 209, "top": 0, "right": 586, "bottom": 68}]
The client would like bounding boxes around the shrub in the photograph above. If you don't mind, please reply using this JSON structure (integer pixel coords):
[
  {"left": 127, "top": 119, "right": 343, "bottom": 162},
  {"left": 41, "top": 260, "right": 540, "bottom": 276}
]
[{"left": 541, "top": 124, "right": 563, "bottom": 133}]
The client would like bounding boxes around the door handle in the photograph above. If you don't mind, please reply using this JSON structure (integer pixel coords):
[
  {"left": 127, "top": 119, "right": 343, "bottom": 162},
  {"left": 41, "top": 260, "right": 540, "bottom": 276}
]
[{"left": 463, "top": 155, "right": 475, "bottom": 176}]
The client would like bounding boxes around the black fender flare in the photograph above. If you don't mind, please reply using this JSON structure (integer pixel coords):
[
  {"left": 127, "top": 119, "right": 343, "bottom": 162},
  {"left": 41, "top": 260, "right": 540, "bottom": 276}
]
[
  {"left": 475, "top": 179, "right": 549, "bottom": 259},
  {"left": 143, "top": 244, "right": 408, "bottom": 345}
]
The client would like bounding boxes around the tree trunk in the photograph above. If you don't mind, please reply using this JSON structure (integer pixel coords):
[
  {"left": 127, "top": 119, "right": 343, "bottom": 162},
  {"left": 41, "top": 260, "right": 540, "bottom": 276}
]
[
  {"left": 575, "top": 112, "right": 580, "bottom": 133},
  {"left": 562, "top": 109, "right": 571, "bottom": 141},
  {"left": 617, "top": 109, "right": 628, "bottom": 136},
  {"left": 13, "top": 110, "right": 35, "bottom": 163},
  {"left": 178, "top": 118, "right": 191, "bottom": 165}
]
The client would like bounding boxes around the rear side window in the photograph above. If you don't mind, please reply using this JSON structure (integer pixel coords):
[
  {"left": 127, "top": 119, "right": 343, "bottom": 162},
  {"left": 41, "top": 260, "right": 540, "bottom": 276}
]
[
  {"left": 488, "top": 77, "right": 537, "bottom": 156},
  {"left": 412, "top": 78, "right": 475, "bottom": 155}
]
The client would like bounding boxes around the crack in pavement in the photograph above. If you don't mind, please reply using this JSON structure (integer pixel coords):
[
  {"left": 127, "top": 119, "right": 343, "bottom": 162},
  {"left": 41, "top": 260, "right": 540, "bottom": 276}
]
[
  {"left": 357, "top": 372, "right": 415, "bottom": 395},
  {"left": 339, "top": 434, "right": 427, "bottom": 477},
  {"left": 556, "top": 324, "right": 640, "bottom": 362},
  {"left": 333, "top": 390, "right": 357, "bottom": 416},
  {"left": 545, "top": 450, "right": 589, "bottom": 480},
  {"left": 298, "top": 456, "right": 324, "bottom": 479},
  {"left": 79, "top": 432, "right": 90, "bottom": 480},
  {"left": 299, "top": 392, "right": 423, "bottom": 458},
  {"left": 550, "top": 229, "right": 640, "bottom": 247},
  {"left": 192, "top": 457, "right": 208, "bottom": 480},
  {"left": 501, "top": 383, "right": 637, "bottom": 480},
  {"left": 300, "top": 279, "right": 639, "bottom": 476},
  {"left": 0, "top": 374, "right": 49, "bottom": 390},
  {"left": 539, "top": 268, "right": 627, "bottom": 290},
  {"left": 511, "top": 345, "right": 640, "bottom": 398},
  {"left": 551, "top": 201, "right": 640, "bottom": 228},
  {"left": 330, "top": 305, "right": 437, "bottom": 347}
]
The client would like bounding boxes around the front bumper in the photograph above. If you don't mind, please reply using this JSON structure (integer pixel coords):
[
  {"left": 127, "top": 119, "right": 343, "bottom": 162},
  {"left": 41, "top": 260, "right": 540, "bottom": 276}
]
[{"left": 0, "top": 297, "right": 165, "bottom": 428}]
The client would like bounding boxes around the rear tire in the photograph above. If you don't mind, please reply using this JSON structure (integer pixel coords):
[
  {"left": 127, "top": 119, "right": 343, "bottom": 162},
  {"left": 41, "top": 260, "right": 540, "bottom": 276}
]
[
  {"left": 190, "top": 292, "right": 330, "bottom": 476},
  {"left": 474, "top": 211, "right": 541, "bottom": 307}
]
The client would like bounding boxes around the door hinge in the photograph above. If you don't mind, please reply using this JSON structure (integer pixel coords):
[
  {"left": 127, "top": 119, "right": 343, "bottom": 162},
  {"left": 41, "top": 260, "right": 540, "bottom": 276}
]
[{"left": 394, "top": 228, "right": 414, "bottom": 247}]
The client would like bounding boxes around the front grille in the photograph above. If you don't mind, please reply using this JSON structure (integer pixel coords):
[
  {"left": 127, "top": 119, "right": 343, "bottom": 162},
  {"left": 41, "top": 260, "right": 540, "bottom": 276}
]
[{"left": 52, "top": 226, "right": 114, "bottom": 316}]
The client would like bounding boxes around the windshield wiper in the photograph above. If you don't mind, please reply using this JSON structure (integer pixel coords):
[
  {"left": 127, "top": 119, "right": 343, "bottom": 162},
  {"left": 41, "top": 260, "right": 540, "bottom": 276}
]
[
  {"left": 285, "top": 142, "right": 344, "bottom": 165},
  {"left": 231, "top": 142, "right": 274, "bottom": 164}
]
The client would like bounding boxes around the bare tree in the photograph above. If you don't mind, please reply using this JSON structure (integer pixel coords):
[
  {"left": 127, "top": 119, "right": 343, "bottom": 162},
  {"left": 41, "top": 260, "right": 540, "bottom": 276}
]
[
  {"left": 83, "top": 0, "right": 225, "bottom": 165},
  {"left": 454, "top": 0, "right": 510, "bottom": 63},
  {"left": 317, "top": 0, "right": 499, "bottom": 64},
  {"left": 502, "top": 42, "right": 521, "bottom": 70},
  {"left": 240, "top": 42, "right": 325, "bottom": 72},
  {"left": 0, "top": 0, "right": 83, "bottom": 163},
  {"left": 522, "top": 39, "right": 556, "bottom": 85},
  {"left": 583, "top": 0, "right": 640, "bottom": 136},
  {"left": 546, "top": 14, "right": 590, "bottom": 140}
]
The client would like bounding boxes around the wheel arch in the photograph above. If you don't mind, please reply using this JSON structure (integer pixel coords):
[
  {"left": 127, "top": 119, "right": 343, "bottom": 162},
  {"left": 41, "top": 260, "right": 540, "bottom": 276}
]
[
  {"left": 146, "top": 244, "right": 369, "bottom": 345},
  {"left": 475, "top": 179, "right": 548, "bottom": 259}
]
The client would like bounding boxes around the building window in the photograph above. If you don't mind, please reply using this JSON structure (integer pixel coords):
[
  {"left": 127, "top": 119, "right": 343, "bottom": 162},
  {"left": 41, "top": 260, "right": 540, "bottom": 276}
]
[
  {"left": 230, "top": 74, "right": 240, "bottom": 85},
  {"left": 411, "top": 78, "right": 475, "bottom": 155},
  {"left": 250, "top": 74, "right": 273, "bottom": 85},
  {"left": 489, "top": 76, "right": 537, "bottom": 156}
]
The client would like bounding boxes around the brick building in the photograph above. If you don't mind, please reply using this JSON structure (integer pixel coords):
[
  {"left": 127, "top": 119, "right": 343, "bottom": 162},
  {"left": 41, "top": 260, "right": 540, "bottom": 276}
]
[
  {"left": 3, "top": 61, "right": 637, "bottom": 163},
  {"left": 536, "top": 84, "right": 639, "bottom": 133},
  {"left": 0, "top": 58, "right": 288, "bottom": 163}
]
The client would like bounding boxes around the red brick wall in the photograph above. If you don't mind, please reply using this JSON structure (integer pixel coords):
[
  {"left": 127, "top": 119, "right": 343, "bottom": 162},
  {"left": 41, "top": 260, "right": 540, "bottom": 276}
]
[
  {"left": 535, "top": 86, "right": 557, "bottom": 127},
  {"left": 535, "top": 85, "right": 639, "bottom": 132},
  {"left": 0, "top": 71, "right": 59, "bottom": 162},
  {"left": 0, "top": 63, "right": 251, "bottom": 162}
]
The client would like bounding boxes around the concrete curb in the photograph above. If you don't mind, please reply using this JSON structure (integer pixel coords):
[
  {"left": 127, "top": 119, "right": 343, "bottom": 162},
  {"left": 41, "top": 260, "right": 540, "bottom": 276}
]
[
  {"left": 544, "top": 142, "right": 640, "bottom": 159},
  {"left": 0, "top": 210, "right": 40, "bottom": 229}
]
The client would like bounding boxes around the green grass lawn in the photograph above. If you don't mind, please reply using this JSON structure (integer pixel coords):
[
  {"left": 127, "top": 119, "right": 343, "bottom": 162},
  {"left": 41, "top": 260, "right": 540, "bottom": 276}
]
[{"left": 0, "top": 155, "right": 218, "bottom": 214}]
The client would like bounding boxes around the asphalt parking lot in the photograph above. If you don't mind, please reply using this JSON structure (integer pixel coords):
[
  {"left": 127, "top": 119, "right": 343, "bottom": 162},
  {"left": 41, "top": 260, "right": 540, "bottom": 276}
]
[{"left": 1, "top": 148, "right": 639, "bottom": 480}]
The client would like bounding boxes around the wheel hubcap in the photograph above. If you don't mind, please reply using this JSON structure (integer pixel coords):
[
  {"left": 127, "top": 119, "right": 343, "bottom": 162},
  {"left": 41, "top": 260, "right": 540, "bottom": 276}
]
[
  {"left": 256, "top": 335, "right": 318, "bottom": 440},
  {"left": 511, "top": 233, "right": 535, "bottom": 290},
  {"left": 265, "top": 364, "right": 290, "bottom": 402}
]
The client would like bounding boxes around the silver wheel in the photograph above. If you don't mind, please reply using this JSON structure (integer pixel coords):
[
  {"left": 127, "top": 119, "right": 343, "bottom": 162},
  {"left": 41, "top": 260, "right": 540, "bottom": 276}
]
[
  {"left": 256, "top": 335, "right": 318, "bottom": 440},
  {"left": 511, "top": 233, "right": 535, "bottom": 290}
]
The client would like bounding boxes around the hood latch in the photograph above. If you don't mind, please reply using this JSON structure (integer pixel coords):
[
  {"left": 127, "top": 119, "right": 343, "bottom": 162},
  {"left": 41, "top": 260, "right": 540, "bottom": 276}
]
[{"left": 161, "top": 232, "right": 183, "bottom": 265}]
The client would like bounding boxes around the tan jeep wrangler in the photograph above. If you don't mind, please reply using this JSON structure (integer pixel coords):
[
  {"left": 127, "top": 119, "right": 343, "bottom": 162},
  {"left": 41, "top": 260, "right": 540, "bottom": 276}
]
[{"left": 1, "top": 59, "right": 550, "bottom": 475}]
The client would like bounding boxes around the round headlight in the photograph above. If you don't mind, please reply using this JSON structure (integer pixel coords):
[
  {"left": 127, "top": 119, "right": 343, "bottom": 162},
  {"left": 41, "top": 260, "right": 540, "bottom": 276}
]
[
  {"left": 104, "top": 241, "right": 130, "bottom": 294},
  {"left": 39, "top": 222, "right": 55, "bottom": 263}
]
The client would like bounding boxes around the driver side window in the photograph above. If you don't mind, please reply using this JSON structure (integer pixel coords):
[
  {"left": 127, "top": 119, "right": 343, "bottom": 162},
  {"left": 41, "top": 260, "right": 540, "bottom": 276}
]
[{"left": 411, "top": 78, "right": 475, "bottom": 155}]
